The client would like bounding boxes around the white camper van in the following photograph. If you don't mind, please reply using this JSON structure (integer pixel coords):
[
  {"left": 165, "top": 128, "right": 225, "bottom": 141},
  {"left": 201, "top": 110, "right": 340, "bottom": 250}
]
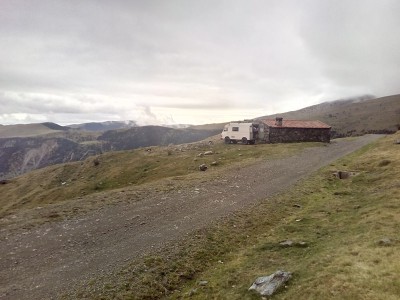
[{"left": 221, "top": 122, "right": 260, "bottom": 144}]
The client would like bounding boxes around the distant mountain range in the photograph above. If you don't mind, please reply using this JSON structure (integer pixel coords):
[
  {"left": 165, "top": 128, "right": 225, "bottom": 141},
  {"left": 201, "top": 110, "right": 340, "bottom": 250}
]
[
  {"left": 0, "top": 120, "right": 192, "bottom": 137},
  {"left": 0, "top": 122, "right": 220, "bottom": 179},
  {"left": 0, "top": 94, "right": 399, "bottom": 179},
  {"left": 68, "top": 120, "right": 138, "bottom": 132},
  {"left": 67, "top": 120, "right": 191, "bottom": 131}
]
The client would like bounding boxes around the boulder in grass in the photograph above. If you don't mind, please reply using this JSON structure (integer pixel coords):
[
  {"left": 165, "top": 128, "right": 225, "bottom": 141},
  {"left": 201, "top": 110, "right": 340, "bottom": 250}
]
[
  {"left": 249, "top": 270, "right": 292, "bottom": 296},
  {"left": 199, "top": 164, "right": 208, "bottom": 171}
]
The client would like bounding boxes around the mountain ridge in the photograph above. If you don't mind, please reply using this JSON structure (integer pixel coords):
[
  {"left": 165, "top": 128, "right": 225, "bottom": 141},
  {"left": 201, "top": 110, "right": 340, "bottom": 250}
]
[
  {"left": 0, "top": 94, "right": 399, "bottom": 179},
  {"left": 68, "top": 120, "right": 138, "bottom": 132}
]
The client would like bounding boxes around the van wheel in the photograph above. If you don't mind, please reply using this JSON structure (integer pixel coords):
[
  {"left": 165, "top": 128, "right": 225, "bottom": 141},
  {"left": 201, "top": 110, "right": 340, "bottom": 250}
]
[
  {"left": 242, "top": 137, "right": 248, "bottom": 144},
  {"left": 224, "top": 137, "right": 231, "bottom": 144}
]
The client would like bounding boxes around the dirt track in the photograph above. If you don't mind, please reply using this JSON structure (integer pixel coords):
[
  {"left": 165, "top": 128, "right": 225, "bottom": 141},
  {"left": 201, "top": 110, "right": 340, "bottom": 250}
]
[{"left": 0, "top": 135, "right": 381, "bottom": 299}]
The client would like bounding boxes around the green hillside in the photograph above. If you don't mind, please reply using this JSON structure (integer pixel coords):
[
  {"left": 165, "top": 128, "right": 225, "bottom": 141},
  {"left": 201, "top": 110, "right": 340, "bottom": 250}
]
[{"left": 0, "top": 123, "right": 67, "bottom": 138}]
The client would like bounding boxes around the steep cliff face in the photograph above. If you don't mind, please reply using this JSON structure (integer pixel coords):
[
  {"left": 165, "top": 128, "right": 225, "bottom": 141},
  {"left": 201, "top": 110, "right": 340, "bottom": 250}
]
[
  {"left": 20, "top": 139, "right": 59, "bottom": 173},
  {"left": 0, "top": 137, "right": 102, "bottom": 179}
]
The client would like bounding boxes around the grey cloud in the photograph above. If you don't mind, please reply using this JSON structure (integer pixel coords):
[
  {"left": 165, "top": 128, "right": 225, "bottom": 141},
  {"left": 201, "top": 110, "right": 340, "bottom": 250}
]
[
  {"left": 0, "top": 0, "right": 399, "bottom": 125},
  {"left": 0, "top": 92, "right": 123, "bottom": 114},
  {"left": 298, "top": 0, "right": 400, "bottom": 96}
]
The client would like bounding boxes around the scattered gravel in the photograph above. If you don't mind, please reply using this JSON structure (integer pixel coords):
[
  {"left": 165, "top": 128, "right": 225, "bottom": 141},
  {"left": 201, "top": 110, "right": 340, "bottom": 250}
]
[{"left": 0, "top": 135, "right": 381, "bottom": 299}]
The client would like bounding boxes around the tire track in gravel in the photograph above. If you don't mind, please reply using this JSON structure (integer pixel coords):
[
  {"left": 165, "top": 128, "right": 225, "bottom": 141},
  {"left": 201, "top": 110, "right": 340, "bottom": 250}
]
[{"left": 0, "top": 135, "right": 381, "bottom": 300}]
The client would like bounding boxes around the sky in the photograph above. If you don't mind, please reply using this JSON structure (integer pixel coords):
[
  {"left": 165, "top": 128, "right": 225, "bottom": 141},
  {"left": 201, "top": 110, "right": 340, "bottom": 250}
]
[{"left": 1, "top": 0, "right": 399, "bottom": 126}]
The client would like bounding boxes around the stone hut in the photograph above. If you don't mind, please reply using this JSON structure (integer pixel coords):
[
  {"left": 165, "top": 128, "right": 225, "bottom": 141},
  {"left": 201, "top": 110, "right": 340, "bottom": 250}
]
[{"left": 262, "top": 118, "right": 331, "bottom": 143}]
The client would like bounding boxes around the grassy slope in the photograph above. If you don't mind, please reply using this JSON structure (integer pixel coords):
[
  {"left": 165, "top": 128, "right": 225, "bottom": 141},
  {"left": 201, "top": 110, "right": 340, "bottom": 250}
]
[
  {"left": 0, "top": 140, "right": 314, "bottom": 221},
  {"left": 0, "top": 123, "right": 64, "bottom": 138},
  {"left": 190, "top": 94, "right": 400, "bottom": 136},
  {"left": 260, "top": 94, "right": 400, "bottom": 135},
  {"left": 73, "top": 132, "right": 400, "bottom": 299}
]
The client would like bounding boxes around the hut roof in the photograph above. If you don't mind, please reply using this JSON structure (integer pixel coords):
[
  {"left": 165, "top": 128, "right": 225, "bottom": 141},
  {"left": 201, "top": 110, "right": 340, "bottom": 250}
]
[{"left": 262, "top": 119, "right": 331, "bottom": 129}]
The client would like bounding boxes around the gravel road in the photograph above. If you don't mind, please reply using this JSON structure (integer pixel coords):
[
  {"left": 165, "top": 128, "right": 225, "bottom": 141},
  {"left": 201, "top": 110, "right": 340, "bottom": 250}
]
[{"left": 0, "top": 135, "right": 381, "bottom": 299}]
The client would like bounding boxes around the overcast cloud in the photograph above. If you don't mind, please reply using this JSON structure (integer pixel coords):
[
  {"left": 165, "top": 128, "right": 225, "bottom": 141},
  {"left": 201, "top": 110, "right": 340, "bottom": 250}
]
[{"left": 0, "top": 0, "right": 399, "bottom": 125}]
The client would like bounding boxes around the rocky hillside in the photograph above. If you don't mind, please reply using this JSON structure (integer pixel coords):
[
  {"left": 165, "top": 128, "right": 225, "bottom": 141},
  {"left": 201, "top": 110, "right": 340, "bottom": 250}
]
[
  {"left": 0, "top": 137, "right": 101, "bottom": 179},
  {"left": 0, "top": 125, "right": 220, "bottom": 180}
]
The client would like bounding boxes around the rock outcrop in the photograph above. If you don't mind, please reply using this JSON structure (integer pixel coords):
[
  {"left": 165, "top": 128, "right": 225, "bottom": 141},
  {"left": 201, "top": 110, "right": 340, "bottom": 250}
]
[{"left": 249, "top": 270, "right": 292, "bottom": 297}]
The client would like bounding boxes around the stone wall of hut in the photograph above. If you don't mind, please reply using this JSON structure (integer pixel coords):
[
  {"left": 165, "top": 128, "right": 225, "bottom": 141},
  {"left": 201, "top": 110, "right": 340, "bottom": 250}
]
[{"left": 267, "top": 127, "right": 331, "bottom": 143}]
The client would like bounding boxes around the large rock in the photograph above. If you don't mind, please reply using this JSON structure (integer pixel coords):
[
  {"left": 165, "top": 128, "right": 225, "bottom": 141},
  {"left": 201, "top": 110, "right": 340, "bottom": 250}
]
[{"left": 249, "top": 270, "right": 292, "bottom": 296}]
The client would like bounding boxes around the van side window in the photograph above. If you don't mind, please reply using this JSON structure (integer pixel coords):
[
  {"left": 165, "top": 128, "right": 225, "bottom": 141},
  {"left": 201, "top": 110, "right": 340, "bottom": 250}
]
[{"left": 232, "top": 127, "right": 239, "bottom": 131}]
